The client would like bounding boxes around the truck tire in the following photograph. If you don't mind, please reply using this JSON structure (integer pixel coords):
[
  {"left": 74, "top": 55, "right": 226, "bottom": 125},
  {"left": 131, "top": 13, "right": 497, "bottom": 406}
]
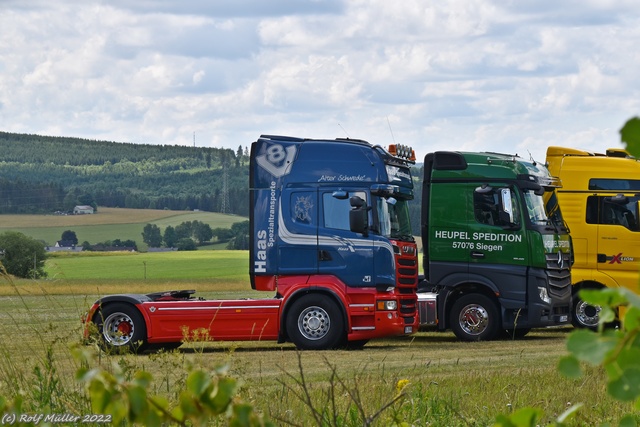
[
  {"left": 450, "top": 294, "right": 500, "bottom": 341},
  {"left": 286, "top": 294, "right": 345, "bottom": 350},
  {"left": 94, "top": 303, "right": 148, "bottom": 353},
  {"left": 572, "top": 296, "right": 600, "bottom": 330}
]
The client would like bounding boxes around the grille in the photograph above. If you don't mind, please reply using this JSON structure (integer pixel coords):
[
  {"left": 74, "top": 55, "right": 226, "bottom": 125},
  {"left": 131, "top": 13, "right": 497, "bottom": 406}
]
[
  {"left": 394, "top": 242, "right": 418, "bottom": 322},
  {"left": 545, "top": 251, "right": 572, "bottom": 296}
]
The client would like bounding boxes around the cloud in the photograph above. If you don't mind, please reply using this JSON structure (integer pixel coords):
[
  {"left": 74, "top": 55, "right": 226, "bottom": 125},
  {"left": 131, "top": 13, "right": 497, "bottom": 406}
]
[
  {"left": 0, "top": 0, "right": 639, "bottom": 164},
  {"left": 111, "top": 0, "right": 344, "bottom": 18}
]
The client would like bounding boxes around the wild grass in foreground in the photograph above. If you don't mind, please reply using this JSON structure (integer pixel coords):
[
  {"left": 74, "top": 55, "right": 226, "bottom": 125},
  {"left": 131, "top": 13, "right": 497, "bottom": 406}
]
[{"left": 0, "top": 268, "right": 634, "bottom": 425}]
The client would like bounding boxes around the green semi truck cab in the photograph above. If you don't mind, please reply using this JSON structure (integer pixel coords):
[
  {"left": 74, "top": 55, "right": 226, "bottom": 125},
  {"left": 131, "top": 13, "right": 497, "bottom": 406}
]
[{"left": 417, "top": 151, "right": 573, "bottom": 340}]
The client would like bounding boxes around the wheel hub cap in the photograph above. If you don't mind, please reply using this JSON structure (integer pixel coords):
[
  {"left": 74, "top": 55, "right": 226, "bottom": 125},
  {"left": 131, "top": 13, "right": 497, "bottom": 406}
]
[
  {"left": 459, "top": 305, "right": 489, "bottom": 335},
  {"left": 575, "top": 300, "right": 600, "bottom": 327},
  {"left": 103, "top": 313, "right": 135, "bottom": 346},
  {"left": 299, "top": 306, "right": 330, "bottom": 340}
]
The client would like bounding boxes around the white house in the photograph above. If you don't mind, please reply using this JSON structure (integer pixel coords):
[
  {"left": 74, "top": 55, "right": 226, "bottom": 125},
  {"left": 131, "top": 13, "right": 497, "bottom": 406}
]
[
  {"left": 46, "top": 241, "right": 83, "bottom": 252},
  {"left": 73, "top": 205, "right": 94, "bottom": 214}
]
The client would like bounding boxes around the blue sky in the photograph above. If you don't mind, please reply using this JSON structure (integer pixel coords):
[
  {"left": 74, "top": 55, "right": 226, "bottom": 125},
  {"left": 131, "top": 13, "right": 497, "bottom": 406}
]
[{"left": 1, "top": 0, "right": 639, "bottom": 163}]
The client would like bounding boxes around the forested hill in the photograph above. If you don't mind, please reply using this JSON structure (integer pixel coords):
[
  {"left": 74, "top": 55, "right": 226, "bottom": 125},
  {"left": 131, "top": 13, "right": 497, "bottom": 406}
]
[{"left": 0, "top": 131, "right": 250, "bottom": 215}]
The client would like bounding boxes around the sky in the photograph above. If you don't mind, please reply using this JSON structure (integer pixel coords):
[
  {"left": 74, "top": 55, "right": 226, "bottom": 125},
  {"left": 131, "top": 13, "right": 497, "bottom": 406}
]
[{"left": 1, "top": 0, "right": 640, "bottom": 164}]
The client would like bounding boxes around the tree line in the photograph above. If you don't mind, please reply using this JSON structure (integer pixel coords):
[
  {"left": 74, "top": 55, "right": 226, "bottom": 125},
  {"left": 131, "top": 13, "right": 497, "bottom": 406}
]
[
  {"left": 0, "top": 131, "right": 425, "bottom": 235},
  {"left": 0, "top": 132, "right": 249, "bottom": 215},
  {"left": 141, "top": 220, "right": 249, "bottom": 250}
]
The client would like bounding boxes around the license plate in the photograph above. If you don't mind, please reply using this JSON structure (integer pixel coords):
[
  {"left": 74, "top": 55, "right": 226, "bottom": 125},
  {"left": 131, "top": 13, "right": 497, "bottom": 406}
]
[
  {"left": 404, "top": 326, "right": 413, "bottom": 334},
  {"left": 559, "top": 315, "right": 568, "bottom": 323}
]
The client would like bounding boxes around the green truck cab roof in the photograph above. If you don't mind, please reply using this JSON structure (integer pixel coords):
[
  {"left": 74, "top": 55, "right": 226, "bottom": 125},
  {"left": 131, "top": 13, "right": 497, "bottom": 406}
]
[{"left": 428, "top": 151, "right": 560, "bottom": 187}]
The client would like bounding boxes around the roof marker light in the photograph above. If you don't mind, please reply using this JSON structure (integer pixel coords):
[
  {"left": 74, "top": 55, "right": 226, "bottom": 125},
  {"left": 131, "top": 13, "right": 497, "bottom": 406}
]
[{"left": 388, "top": 144, "right": 417, "bottom": 162}]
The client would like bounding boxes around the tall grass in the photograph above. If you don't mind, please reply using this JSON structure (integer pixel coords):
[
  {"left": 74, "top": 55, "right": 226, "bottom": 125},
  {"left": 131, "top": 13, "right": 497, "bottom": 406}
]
[
  {"left": 0, "top": 267, "right": 91, "bottom": 415},
  {"left": 0, "top": 262, "right": 633, "bottom": 425}
]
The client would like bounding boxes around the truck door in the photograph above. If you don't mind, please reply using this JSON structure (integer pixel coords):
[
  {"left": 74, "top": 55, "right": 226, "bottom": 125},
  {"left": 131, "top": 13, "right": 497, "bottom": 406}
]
[
  {"left": 469, "top": 184, "right": 528, "bottom": 297},
  {"left": 589, "top": 194, "right": 640, "bottom": 290},
  {"left": 426, "top": 181, "right": 471, "bottom": 282},
  {"left": 318, "top": 189, "right": 378, "bottom": 287},
  {"left": 277, "top": 188, "right": 319, "bottom": 274}
]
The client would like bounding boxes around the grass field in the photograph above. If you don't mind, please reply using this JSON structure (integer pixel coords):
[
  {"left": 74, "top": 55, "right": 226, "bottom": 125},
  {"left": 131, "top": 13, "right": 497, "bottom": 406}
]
[
  {"left": 0, "top": 251, "right": 633, "bottom": 425},
  {"left": 45, "top": 250, "right": 250, "bottom": 283},
  {"left": 0, "top": 207, "right": 247, "bottom": 250},
  {"left": 1, "top": 250, "right": 256, "bottom": 299},
  {"left": 0, "top": 215, "right": 630, "bottom": 424},
  {"left": 0, "top": 286, "right": 630, "bottom": 426}
]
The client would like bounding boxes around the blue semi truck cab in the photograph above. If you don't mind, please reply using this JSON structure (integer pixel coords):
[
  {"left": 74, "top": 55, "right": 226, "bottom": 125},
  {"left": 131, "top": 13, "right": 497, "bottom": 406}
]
[{"left": 249, "top": 135, "right": 420, "bottom": 348}]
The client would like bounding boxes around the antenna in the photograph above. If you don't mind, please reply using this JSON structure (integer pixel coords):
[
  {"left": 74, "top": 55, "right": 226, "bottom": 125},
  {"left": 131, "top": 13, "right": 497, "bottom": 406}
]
[
  {"left": 193, "top": 131, "right": 196, "bottom": 147},
  {"left": 221, "top": 163, "right": 230, "bottom": 214},
  {"left": 387, "top": 116, "right": 396, "bottom": 144},
  {"left": 527, "top": 150, "right": 537, "bottom": 166},
  {"left": 338, "top": 123, "right": 350, "bottom": 138}
]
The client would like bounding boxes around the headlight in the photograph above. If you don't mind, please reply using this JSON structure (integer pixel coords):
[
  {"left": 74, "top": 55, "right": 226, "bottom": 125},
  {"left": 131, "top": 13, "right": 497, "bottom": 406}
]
[
  {"left": 538, "top": 286, "right": 551, "bottom": 304},
  {"left": 377, "top": 300, "right": 397, "bottom": 311}
]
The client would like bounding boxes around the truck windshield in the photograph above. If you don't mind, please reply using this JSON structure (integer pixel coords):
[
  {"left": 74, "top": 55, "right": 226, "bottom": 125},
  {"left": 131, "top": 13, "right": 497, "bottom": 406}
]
[
  {"left": 544, "top": 190, "right": 567, "bottom": 229},
  {"left": 376, "top": 196, "right": 413, "bottom": 240},
  {"left": 523, "top": 189, "right": 548, "bottom": 224}
]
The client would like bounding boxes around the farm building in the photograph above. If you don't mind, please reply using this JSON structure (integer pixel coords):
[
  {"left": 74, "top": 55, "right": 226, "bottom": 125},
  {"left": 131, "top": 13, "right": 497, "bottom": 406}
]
[
  {"left": 46, "top": 240, "right": 83, "bottom": 252},
  {"left": 73, "top": 205, "right": 94, "bottom": 214}
]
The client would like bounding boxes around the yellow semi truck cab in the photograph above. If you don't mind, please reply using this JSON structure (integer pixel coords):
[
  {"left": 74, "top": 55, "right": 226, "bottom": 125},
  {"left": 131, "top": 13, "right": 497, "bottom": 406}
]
[{"left": 546, "top": 146, "right": 640, "bottom": 328}]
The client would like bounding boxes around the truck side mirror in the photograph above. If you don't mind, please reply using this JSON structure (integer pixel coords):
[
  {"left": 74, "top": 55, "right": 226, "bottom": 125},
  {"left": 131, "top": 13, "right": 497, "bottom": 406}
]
[
  {"left": 350, "top": 195, "right": 365, "bottom": 208},
  {"left": 499, "top": 188, "right": 519, "bottom": 229},
  {"left": 349, "top": 196, "right": 369, "bottom": 236},
  {"left": 500, "top": 188, "right": 514, "bottom": 222}
]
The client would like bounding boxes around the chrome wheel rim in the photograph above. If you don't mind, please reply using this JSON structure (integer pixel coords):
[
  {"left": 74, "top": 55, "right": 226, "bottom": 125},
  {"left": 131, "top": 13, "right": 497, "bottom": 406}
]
[
  {"left": 298, "top": 306, "right": 330, "bottom": 340},
  {"left": 103, "top": 312, "right": 135, "bottom": 346},
  {"left": 458, "top": 304, "right": 489, "bottom": 336},
  {"left": 575, "top": 300, "right": 600, "bottom": 328}
]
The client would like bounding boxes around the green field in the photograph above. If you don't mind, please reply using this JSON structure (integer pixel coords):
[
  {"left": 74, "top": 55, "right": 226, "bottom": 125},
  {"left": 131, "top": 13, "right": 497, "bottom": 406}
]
[
  {"left": 0, "top": 207, "right": 247, "bottom": 251},
  {"left": 46, "top": 250, "right": 249, "bottom": 282},
  {"left": 0, "top": 251, "right": 632, "bottom": 425},
  {"left": 39, "top": 250, "right": 261, "bottom": 301}
]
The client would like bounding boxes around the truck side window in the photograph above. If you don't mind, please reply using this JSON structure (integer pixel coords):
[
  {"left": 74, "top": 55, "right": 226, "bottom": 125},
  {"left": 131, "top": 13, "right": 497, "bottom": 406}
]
[
  {"left": 585, "top": 196, "right": 598, "bottom": 224},
  {"left": 586, "top": 195, "right": 640, "bottom": 231},
  {"left": 323, "top": 191, "right": 366, "bottom": 231},
  {"left": 474, "top": 191, "right": 500, "bottom": 226},
  {"left": 474, "top": 187, "right": 520, "bottom": 227}
]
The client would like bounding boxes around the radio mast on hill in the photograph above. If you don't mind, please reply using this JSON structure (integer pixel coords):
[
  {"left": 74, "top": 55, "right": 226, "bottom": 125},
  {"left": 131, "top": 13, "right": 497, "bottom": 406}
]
[
  {"left": 221, "top": 162, "right": 230, "bottom": 214},
  {"left": 220, "top": 149, "right": 230, "bottom": 214}
]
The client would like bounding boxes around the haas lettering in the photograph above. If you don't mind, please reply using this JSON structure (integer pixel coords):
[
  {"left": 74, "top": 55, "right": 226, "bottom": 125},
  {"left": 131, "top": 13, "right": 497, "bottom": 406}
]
[{"left": 254, "top": 229, "right": 267, "bottom": 272}]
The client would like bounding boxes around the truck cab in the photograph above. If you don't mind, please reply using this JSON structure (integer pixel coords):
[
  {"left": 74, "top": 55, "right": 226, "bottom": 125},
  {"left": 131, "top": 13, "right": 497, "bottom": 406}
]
[
  {"left": 419, "top": 151, "right": 572, "bottom": 340},
  {"left": 250, "top": 135, "right": 419, "bottom": 348},
  {"left": 546, "top": 146, "right": 640, "bottom": 328}
]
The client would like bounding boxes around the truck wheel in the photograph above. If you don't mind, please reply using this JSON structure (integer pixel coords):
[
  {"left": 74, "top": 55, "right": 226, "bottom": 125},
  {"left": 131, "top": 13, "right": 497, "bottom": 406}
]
[
  {"left": 94, "top": 303, "right": 148, "bottom": 353},
  {"left": 286, "top": 294, "right": 345, "bottom": 350},
  {"left": 572, "top": 296, "right": 600, "bottom": 330},
  {"left": 450, "top": 294, "right": 500, "bottom": 341}
]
